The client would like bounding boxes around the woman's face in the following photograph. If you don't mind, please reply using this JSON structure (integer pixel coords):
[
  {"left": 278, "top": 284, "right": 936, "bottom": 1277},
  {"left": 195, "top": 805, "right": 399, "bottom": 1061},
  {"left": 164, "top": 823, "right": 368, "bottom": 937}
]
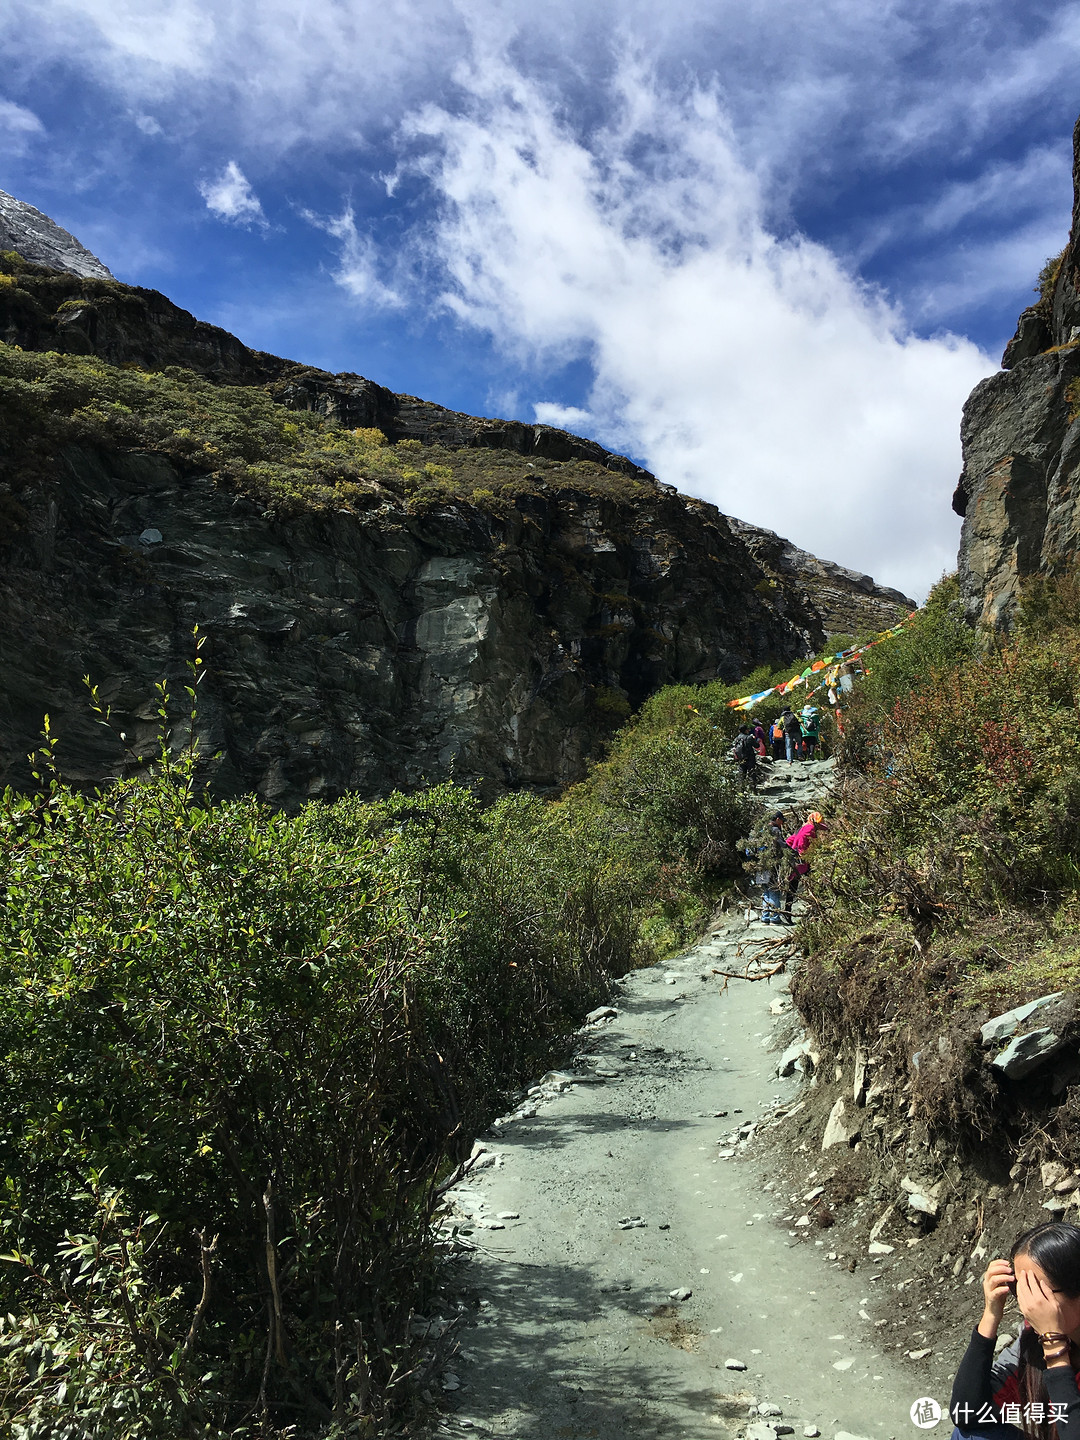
[{"left": 1013, "top": 1253, "right": 1080, "bottom": 1334}]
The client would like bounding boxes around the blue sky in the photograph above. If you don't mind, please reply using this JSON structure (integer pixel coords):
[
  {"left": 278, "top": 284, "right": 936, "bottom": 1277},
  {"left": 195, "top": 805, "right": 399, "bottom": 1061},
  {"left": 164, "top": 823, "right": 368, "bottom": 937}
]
[{"left": 2, "top": 0, "right": 1079, "bottom": 598}]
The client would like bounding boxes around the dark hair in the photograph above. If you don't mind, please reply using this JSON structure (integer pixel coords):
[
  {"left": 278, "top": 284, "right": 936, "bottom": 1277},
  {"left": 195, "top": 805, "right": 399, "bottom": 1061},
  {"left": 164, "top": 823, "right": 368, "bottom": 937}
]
[{"left": 1010, "top": 1222, "right": 1080, "bottom": 1439}]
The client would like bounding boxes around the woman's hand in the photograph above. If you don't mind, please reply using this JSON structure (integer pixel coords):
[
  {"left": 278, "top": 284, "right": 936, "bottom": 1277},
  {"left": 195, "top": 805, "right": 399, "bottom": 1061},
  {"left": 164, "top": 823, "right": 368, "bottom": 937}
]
[
  {"left": 978, "top": 1259, "right": 1015, "bottom": 1337},
  {"left": 1016, "top": 1267, "right": 1072, "bottom": 1337}
]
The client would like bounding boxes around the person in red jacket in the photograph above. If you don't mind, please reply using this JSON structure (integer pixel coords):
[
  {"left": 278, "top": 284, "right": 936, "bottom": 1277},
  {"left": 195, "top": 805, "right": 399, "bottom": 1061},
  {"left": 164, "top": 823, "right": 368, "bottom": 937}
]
[
  {"left": 950, "top": 1221, "right": 1080, "bottom": 1440},
  {"left": 781, "top": 811, "right": 826, "bottom": 923}
]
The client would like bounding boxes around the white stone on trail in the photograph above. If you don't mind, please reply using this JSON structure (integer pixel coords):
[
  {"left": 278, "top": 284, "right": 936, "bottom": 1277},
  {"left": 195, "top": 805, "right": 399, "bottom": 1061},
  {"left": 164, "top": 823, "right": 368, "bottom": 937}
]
[
  {"left": 867, "top": 1242, "right": 894, "bottom": 1255},
  {"left": 804, "top": 1428, "right": 820, "bottom": 1437},
  {"left": 497, "top": 1211, "right": 519, "bottom": 1219},
  {"left": 906, "top": 1348, "right": 932, "bottom": 1361},
  {"left": 725, "top": 1357, "right": 748, "bottom": 1370},
  {"left": 758, "top": 1403, "right": 783, "bottom": 1416},
  {"left": 831, "top": 1358, "right": 854, "bottom": 1371},
  {"left": 747, "top": 1423, "right": 778, "bottom": 1440},
  {"left": 584, "top": 1006, "right": 618, "bottom": 1024},
  {"left": 668, "top": 1287, "right": 692, "bottom": 1301}
]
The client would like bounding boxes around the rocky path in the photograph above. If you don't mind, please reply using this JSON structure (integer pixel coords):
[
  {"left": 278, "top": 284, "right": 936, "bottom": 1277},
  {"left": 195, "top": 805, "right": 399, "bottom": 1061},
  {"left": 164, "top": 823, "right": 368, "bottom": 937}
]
[{"left": 433, "top": 759, "right": 924, "bottom": 1440}]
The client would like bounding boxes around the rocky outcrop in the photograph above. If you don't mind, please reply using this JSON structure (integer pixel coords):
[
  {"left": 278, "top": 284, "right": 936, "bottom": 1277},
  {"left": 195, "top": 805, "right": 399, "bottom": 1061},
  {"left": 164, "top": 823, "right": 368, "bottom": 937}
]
[
  {"left": 0, "top": 190, "right": 113, "bottom": 280},
  {"left": 726, "top": 518, "right": 912, "bottom": 637},
  {"left": 955, "top": 113, "right": 1080, "bottom": 626}
]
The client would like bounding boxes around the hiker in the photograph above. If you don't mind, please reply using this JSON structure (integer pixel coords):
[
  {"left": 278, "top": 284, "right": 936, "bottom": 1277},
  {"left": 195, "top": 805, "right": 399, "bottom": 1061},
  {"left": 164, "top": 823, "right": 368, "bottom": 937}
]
[
  {"left": 760, "top": 811, "right": 788, "bottom": 924},
  {"left": 752, "top": 719, "right": 769, "bottom": 759},
  {"left": 732, "top": 725, "right": 758, "bottom": 787},
  {"left": 771, "top": 715, "right": 786, "bottom": 761},
  {"left": 800, "top": 705, "right": 821, "bottom": 760},
  {"left": 950, "top": 1220, "right": 1080, "bottom": 1440},
  {"left": 782, "top": 706, "right": 803, "bottom": 764},
  {"left": 781, "top": 810, "right": 826, "bottom": 923}
]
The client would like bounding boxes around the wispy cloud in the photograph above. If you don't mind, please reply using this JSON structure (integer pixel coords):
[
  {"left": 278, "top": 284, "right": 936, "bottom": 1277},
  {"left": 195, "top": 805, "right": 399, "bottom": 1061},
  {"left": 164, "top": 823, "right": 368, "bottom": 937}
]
[
  {"left": 198, "top": 160, "right": 266, "bottom": 226},
  {"left": 301, "top": 205, "right": 403, "bottom": 308},
  {"left": 0, "top": 97, "right": 44, "bottom": 158}
]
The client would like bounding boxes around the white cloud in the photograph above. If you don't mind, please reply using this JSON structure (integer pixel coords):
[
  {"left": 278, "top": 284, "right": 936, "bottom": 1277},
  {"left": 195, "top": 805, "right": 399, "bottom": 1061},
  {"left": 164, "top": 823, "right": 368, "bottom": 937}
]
[
  {"left": 0, "top": 97, "right": 44, "bottom": 157},
  {"left": 400, "top": 55, "right": 993, "bottom": 599},
  {"left": 301, "top": 205, "right": 403, "bottom": 308},
  {"left": 198, "top": 160, "right": 266, "bottom": 226},
  {"left": 534, "top": 402, "right": 594, "bottom": 431}
]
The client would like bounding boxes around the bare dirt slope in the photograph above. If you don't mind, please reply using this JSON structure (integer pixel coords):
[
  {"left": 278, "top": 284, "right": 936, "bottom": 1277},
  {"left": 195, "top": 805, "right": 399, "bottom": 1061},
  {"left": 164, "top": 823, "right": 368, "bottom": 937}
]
[{"left": 433, "top": 759, "right": 936, "bottom": 1440}]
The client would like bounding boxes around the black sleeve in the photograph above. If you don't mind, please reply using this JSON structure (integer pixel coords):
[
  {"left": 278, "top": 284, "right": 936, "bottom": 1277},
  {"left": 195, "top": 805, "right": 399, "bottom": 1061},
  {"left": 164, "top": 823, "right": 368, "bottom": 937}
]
[
  {"left": 950, "top": 1329, "right": 996, "bottom": 1420},
  {"left": 1044, "top": 1363, "right": 1080, "bottom": 1439}
]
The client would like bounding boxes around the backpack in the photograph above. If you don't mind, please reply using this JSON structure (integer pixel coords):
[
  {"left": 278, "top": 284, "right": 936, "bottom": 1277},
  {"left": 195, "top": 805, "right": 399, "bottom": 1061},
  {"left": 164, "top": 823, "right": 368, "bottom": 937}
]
[
  {"left": 734, "top": 733, "right": 756, "bottom": 762},
  {"left": 741, "top": 815, "right": 782, "bottom": 883}
]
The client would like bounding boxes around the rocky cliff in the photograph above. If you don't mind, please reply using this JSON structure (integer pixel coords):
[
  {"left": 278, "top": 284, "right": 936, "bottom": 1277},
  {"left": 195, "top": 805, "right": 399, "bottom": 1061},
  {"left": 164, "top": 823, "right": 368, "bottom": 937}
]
[
  {"left": 954, "top": 115, "right": 1080, "bottom": 626},
  {"left": 0, "top": 243, "right": 911, "bottom": 808},
  {"left": 0, "top": 190, "right": 114, "bottom": 281}
]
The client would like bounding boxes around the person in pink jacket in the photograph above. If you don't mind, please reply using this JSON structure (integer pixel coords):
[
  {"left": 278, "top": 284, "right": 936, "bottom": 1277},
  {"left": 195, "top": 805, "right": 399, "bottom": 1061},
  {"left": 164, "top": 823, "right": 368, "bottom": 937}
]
[{"left": 782, "top": 811, "right": 827, "bottom": 923}]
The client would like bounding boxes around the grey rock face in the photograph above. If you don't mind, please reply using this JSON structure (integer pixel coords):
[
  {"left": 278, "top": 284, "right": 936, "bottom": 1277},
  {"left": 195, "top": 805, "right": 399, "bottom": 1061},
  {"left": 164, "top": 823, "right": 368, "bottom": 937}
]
[
  {"left": 956, "top": 112, "right": 1080, "bottom": 626},
  {"left": 0, "top": 209, "right": 912, "bottom": 806},
  {"left": 0, "top": 189, "right": 113, "bottom": 280},
  {"left": 0, "top": 444, "right": 821, "bottom": 808},
  {"left": 725, "top": 517, "right": 913, "bottom": 636}
]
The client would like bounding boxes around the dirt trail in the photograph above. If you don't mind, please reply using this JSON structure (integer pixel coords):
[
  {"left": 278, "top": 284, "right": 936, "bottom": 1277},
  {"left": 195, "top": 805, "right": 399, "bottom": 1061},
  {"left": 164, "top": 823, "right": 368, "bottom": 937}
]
[{"left": 434, "top": 759, "right": 928, "bottom": 1440}]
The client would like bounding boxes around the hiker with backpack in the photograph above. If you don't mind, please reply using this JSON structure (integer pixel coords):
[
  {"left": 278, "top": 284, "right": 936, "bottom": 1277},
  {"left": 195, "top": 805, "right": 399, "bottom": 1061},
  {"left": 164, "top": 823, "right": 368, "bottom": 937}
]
[
  {"left": 742, "top": 811, "right": 789, "bottom": 924},
  {"left": 782, "top": 706, "right": 803, "bottom": 764},
  {"left": 752, "top": 719, "right": 770, "bottom": 760},
  {"left": 771, "top": 715, "right": 786, "bottom": 761},
  {"left": 732, "top": 725, "right": 759, "bottom": 787},
  {"left": 800, "top": 705, "right": 821, "bottom": 760}
]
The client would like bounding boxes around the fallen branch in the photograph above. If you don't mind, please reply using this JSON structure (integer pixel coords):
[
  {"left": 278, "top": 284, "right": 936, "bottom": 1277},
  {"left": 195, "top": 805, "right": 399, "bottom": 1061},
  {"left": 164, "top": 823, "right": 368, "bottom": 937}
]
[{"left": 711, "top": 959, "right": 787, "bottom": 982}]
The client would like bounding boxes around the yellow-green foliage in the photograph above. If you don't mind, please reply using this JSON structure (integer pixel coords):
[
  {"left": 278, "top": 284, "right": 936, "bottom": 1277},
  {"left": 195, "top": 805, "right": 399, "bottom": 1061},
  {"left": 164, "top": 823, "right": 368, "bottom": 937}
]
[{"left": 0, "top": 342, "right": 655, "bottom": 520}]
